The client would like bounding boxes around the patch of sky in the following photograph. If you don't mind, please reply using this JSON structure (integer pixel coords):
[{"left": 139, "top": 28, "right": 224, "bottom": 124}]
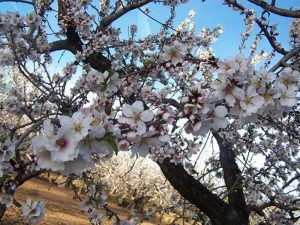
[
  {"left": 1, "top": 0, "right": 295, "bottom": 63},
  {"left": 0, "top": 0, "right": 297, "bottom": 90}
]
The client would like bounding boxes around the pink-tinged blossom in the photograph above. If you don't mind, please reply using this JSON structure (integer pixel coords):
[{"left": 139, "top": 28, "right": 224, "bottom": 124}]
[
  {"left": 256, "top": 68, "right": 276, "bottom": 82},
  {"left": 0, "top": 193, "right": 13, "bottom": 207},
  {"left": 86, "top": 70, "right": 108, "bottom": 85},
  {"left": 3, "top": 96, "right": 22, "bottom": 113},
  {"left": 131, "top": 134, "right": 169, "bottom": 157},
  {"left": 0, "top": 140, "right": 15, "bottom": 162},
  {"left": 211, "top": 76, "right": 237, "bottom": 106},
  {"left": 234, "top": 53, "right": 249, "bottom": 73},
  {"left": 260, "top": 88, "right": 277, "bottom": 107},
  {"left": 118, "top": 101, "right": 154, "bottom": 135},
  {"left": 32, "top": 120, "right": 65, "bottom": 171},
  {"left": 24, "top": 12, "right": 41, "bottom": 31},
  {"left": 48, "top": 127, "right": 79, "bottom": 162}
]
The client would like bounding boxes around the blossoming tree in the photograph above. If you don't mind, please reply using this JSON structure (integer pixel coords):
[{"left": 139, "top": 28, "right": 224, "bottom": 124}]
[{"left": 0, "top": 0, "right": 299, "bottom": 224}]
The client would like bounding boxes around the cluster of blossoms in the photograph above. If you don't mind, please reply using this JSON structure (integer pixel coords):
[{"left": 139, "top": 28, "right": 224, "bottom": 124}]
[
  {"left": 85, "top": 70, "right": 123, "bottom": 94},
  {"left": 80, "top": 184, "right": 107, "bottom": 224},
  {"left": 179, "top": 86, "right": 229, "bottom": 136},
  {"left": 150, "top": 141, "right": 200, "bottom": 164},
  {"left": 21, "top": 199, "right": 46, "bottom": 224},
  {"left": 213, "top": 55, "right": 298, "bottom": 114},
  {"left": 0, "top": 48, "right": 14, "bottom": 67},
  {"left": 0, "top": 11, "right": 45, "bottom": 66},
  {"left": 98, "top": 153, "right": 196, "bottom": 224},
  {"left": 267, "top": 210, "right": 294, "bottom": 225},
  {"left": 32, "top": 110, "right": 119, "bottom": 174},
  {"left": 118, "top": 101, "right": 169, "bottom": 157},
  {"left": 2, "top": 95, "right": 22, "bottom": 114},
  {"left": 0, "top": 140, "right": 15, "bottom": 177},
  {"left": 31, "top": 100, "right": 53, "bottom": 117},
  {"left": 241, "top": 9, "right": 256, "bottom": 40},
  {"left": 72, "top": 69, "right": 123, "bottom": 96},
  {"left": 0, "top": 180, "right": 16, "bottom": 208},
  {"left": 289, "top": 18, "right": 300, "bottom": 48},
  {"left": 58, "top": 0, "right": 94, "bottom": 38}
]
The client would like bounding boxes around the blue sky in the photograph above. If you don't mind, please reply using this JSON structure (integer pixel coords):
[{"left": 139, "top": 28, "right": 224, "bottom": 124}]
[
  {"left": 113, "top": 0, "right": 295, "bottom": 60},
  {"left": 0, "top": 0, "right": 296, "bottom": 64}
]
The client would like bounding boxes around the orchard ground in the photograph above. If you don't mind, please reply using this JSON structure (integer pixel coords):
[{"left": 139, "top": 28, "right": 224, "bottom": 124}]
[{"left": 2, "top": 176, "right": 186, "bottom": 225}]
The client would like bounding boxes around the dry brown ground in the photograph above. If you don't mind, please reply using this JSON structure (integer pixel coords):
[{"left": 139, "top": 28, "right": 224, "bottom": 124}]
[{"left": 2, "top": 177, "right": 180, "bottom": 225}]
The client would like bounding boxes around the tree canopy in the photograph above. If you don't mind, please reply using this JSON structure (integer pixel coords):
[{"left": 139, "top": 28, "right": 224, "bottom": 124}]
[{"left": 0, "top": 0, "right": 299, "bottom": 225}]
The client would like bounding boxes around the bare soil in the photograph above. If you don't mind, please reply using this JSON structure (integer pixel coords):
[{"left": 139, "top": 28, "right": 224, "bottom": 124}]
[{"left": 2, "top": 177, "right": 176, "bottom": 225}]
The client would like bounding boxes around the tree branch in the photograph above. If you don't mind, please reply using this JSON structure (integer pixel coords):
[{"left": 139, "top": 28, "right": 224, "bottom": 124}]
[
  {"left": 14, "top": 169, "right": 44, "bottom": 187},
  {"left": 158, "top": 159, "right": 228, "bottom": 225},
  {"left": 225, "top": 0, "right": 287, "bottom": 54},
  {"left": 270, "top": 46, "right": 300, "bottom": 72},
  {"left": 15, "top": 120, "right": 43, "bottom": 150},
  {"left": 213, "top": 132, "right": 249, "bottom": 223},
  {"left": 48, "top": 39, "right": 72, "bottom": 53},
  {"left": 100, "top": 0, "right": 153, "bottom": 28},
  {"left": 247, "top": 0, "right": 300, "bottom": 18},
  {"left": 57, "top": 0, "right": 111, "bottom": 72}
]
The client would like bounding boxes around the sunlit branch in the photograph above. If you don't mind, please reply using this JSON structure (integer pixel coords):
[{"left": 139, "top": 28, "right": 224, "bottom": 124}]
[
  {"left": 100, "top": 0, "right": 153, "bottom": 28},
  {"left": 270, "top": 46, "right": 300, "bottom": 72},
  {"left": 225, "top": 0, "right": 287, "bottom": 55},
  {"left": 247, "top": 0, "right": 300, "bottom": 18},
  {"left": 14, "top": 120, "right": 43, "bottom": 150}
]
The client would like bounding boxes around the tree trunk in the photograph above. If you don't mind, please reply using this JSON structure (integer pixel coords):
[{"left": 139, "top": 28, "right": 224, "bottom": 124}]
[
  {"left": 0, "top": 169, "right": 44, "bottom": 222},
  {"left": 219, "top": 209, "right": 249, "bottom": 225},
  {"left": 0, "top": 204, "right": 6, "bottom": 221}
]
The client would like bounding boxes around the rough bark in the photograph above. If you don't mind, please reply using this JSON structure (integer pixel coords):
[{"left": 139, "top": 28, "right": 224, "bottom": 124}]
[
  {"left": 0, "top": 169, "right": 44, "bottom": 221},
  {"left": 158, "top": 158, "right": 250, "bottom": 225},
  {"left": 214, "top": 132, "right": 249, "bottom": 225},
  {"left": 0, "top": 204, "right": 6, "bottom": 221},
  {"left": 158, "top": 159, "right": 228, "bottom": 225},
  {"left": 247, "top": 0, "right": 300, "bottom": 18}
]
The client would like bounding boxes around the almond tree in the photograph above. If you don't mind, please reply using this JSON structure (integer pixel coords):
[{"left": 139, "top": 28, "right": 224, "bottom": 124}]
[{"left": 0, "top": 0, "right": 299, "bottom": 224}]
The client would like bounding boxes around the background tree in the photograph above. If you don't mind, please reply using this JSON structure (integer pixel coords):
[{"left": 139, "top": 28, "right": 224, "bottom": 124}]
[{"left": 0, "top": 0, "right": 299, "bottom": 225}]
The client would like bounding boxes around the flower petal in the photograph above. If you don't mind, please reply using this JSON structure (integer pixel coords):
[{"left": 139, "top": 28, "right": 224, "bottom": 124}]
[
  {"left": 136, "top": 121, "right": 146, "bottom": 135},
  {"left": 140, "top": 110, "right": 154, "bottom": 122},
  {"left": 131, "top": 101, "right": 144, "bottom": 113},
  {"left": 214, "top": 105, "right": 227, "bottom": 118},
  {"left": 122, "top": 104, "right": 134, "bottom": 117}
]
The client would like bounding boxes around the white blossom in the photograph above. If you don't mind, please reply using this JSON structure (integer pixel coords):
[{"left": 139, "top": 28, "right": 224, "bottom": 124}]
[
  {"left": 161, "top": 40, "right": 187, "bottom": 65},
  {"left": 238, "top": 86, "right": 265, "bottom": 116},
  {"left": 118, "top": 101, "right": 154, "bottom": 135},
  {"left": 59, "top": 111, "right": 93, "bottom": 140},
  {"left": 48, "top": 127, "right": 79, "bottom": 162},
  {"left": 22, "top": 199, "right": 46, "bottom": 224}
]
